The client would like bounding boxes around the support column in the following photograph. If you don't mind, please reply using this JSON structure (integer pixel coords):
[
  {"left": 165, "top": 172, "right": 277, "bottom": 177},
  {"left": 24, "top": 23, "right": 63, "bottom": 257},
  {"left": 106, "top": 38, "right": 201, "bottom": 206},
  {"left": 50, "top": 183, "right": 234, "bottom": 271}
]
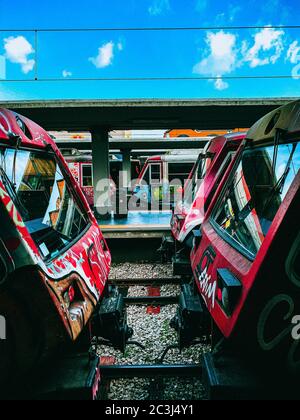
[
  {"left": 91, "top": 127, "right": 110, "bottom": 219},
  {"left": 121, "top": 148, "right": 132, "bottom": 187}
]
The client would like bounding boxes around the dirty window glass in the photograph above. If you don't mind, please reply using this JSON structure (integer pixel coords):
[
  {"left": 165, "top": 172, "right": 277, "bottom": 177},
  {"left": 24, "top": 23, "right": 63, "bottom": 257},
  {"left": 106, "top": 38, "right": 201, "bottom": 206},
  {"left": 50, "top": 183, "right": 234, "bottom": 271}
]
[
  {"left": 169, "top": 163, "right": 195, "bottom": 183},
  {"left": 212, "top": 141, "right": 300, "bottom": 257},
  {"left": 0, "top": 148, "right": 89, "bottom": 260},
  {"left": 82, "top": 164, "right": 93, "bottom": 187}
]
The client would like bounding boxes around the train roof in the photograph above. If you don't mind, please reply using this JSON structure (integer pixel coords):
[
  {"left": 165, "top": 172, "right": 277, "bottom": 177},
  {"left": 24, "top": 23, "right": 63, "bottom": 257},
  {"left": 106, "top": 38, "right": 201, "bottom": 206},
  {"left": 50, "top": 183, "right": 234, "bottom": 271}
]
[
  {"left": 247, "top": 100, "right": 300, "bottom": 143},
  {"left": 147, "top": 149, "right": 200, "bottom": 163},
  {"left": 0, "top": 108, "right": 54, "bottom": 150}
]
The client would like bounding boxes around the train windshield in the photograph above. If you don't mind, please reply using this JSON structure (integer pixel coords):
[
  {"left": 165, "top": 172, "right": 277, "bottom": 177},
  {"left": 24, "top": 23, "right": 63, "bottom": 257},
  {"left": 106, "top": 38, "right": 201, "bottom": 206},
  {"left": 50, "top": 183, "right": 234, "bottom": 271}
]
[
  {"left": 184, "top": 153, "right": 214, "bottom": 207},
  {"left": 212, "top": 140, "right": 300, "bottom": 258},
  {"left": 0, "top": 148, "right": 89, "bottom": 260}
]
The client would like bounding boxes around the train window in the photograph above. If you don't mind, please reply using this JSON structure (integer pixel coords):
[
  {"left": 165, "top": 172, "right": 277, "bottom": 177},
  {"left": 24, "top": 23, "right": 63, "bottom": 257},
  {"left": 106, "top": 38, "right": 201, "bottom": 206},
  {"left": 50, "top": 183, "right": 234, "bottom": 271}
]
[
  {"left": 141, "top": 165, "right": 150, "bottom": 185},
  {"left": 204, "top": 153, "right": 233, "bottom": 212},
  {"left": 194, "top": 155, "right": 214, "bottom": 197},
  {"left": 82, "top": 165, "right": 93, "bottom": 187},
  {"left": 16, "top": 116, "right": 32, "bottom": 140},
  {"left": 169, "top": 163, "right": 194, "bottom": 184},
  {"left": 184, "top": 154, "right": 214, "bottom": 207},
  {"left": 150, "top": 164, "right": 161, "bottom": 183},
  {"left": 212, "top": 141, "right": 300, "bottom": 258},
  {"left": 197, "top": 156, "right": 213, "bottom": 181},
  {"left": 0, "top": 148, "right": 89, "bottom": 260}
]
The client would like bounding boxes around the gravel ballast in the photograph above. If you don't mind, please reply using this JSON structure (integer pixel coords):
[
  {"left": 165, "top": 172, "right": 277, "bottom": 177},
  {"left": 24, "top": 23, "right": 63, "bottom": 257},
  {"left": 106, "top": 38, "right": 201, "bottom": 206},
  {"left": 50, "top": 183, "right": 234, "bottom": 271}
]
[{"left": 98, "top": 263, "right": 210, "bottom": 400}]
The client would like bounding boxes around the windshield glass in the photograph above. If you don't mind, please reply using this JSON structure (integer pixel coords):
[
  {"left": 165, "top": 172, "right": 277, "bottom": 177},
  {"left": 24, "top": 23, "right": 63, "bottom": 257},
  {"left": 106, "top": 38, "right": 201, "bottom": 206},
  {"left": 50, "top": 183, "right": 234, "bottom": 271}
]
[
  {"left": 0, "top": 148, "right": 89, "bottom": 260},
  {"left": 184, "top": 154, "right": 214, "bottom": 207},
  {"left": 212, "top": 140, "right": 300, "bottom": 257}
]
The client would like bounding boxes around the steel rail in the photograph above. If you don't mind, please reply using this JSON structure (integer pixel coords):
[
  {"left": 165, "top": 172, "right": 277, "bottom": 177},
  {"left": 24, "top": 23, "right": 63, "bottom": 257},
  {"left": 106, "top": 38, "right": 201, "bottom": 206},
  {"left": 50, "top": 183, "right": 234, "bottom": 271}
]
[
  {"left": 99, "top": 364, "right": 203, "bottom": 378},
  {"left": 111, "top": 277, "right": 182, "bottom": 287},
  {"left": 124, "top": 296, "right": 179, "bottom": 305}
]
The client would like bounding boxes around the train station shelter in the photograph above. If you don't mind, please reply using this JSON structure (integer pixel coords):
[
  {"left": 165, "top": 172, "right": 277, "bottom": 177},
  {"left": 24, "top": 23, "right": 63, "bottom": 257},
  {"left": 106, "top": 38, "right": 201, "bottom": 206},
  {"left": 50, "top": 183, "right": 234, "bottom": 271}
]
[{"left": 0, "top": 98, "right": 294, "bottom": 216}]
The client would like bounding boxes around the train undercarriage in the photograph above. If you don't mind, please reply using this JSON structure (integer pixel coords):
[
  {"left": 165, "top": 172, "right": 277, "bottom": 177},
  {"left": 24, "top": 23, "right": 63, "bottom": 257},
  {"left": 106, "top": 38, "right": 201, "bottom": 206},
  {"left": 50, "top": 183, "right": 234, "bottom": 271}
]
[{"left": 6, "top": 272, "right": 296, "bottom": 401}]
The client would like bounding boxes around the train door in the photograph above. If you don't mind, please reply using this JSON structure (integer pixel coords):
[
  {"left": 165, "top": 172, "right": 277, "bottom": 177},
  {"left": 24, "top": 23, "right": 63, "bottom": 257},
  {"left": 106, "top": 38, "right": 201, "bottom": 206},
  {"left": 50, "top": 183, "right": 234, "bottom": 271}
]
[
  {"left": 133, "top": 161, "right": 162, "bottom": 205},
  {"left": 167, "top": 161, "right": 195, "bottom": 208},
  {"left": 149, "top": 162, "right": 162, "bottom": 205}
]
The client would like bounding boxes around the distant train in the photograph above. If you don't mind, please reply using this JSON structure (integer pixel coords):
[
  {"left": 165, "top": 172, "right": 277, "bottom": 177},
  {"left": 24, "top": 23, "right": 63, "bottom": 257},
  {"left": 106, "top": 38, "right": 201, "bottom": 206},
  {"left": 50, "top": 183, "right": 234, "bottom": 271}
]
[
  {"left": 61, "top": 149, "right": 141, "bottom": 208},
  {"left": 132, "top": 151, "right": 198, "bottom": 207}
]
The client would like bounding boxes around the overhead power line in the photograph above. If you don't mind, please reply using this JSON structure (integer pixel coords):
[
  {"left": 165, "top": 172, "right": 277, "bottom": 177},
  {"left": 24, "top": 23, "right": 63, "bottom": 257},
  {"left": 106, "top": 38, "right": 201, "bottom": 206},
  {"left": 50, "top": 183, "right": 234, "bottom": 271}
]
[
  {"left": 1, "top": 26, "right": 299, "bottom": 84},
  {"left": 0, "top": 25, "right": 300, "bottom": 32},
  {"left": 1, "top": 75, "right": 299, "bottom": 83}
]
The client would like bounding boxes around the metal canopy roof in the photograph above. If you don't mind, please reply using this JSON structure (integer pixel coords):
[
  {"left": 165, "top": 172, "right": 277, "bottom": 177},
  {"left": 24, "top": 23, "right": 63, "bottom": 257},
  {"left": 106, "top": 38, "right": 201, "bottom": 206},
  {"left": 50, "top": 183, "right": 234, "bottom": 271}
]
[{"left": 0, "top": 98, "right": 294, "bottom": 131}]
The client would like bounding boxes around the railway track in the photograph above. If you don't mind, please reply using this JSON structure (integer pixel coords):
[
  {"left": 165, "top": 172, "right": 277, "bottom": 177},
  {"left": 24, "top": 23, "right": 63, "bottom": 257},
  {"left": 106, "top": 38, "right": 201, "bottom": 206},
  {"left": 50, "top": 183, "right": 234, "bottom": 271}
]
[{"left": 98, "top": 263, "right": 209, "bottom": 401}]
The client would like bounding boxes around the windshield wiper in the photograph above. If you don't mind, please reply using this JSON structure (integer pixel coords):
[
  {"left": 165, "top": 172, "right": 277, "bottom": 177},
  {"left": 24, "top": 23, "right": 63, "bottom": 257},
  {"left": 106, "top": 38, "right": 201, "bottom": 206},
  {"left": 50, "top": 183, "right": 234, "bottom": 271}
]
[
  {"left": 271, "top": 143, "right": 297, "bottom": 195},
  {"left": 261, "top": 143, "right": 297, "bottom": 216}
]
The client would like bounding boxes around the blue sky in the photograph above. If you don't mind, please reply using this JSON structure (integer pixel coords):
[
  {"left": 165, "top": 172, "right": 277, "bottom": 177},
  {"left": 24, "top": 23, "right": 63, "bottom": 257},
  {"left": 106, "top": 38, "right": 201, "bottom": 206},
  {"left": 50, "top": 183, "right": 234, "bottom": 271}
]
[{"left": 0, "top": 0, "right": 299, "bottom": 100}]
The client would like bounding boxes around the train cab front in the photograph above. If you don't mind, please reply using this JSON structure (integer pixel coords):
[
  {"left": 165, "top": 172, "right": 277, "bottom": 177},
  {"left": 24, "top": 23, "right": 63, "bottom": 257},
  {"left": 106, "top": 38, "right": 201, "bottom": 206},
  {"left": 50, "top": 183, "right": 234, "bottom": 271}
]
[
  {"left": 188, "top": 101, "right": 300, "bottom": 399},
  {"left": 167, "top": 134, "right": 246, "bottom": 276},
  {"left": 0, "top": 109, "right": 132, "bottom": 398}
]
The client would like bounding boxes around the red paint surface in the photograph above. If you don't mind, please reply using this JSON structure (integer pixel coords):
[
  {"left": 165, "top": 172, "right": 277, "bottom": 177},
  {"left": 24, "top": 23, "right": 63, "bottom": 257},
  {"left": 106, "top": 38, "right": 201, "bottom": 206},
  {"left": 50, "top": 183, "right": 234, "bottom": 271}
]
[{"left": 147, "top": 286, "right": 161, "bottom": 315}]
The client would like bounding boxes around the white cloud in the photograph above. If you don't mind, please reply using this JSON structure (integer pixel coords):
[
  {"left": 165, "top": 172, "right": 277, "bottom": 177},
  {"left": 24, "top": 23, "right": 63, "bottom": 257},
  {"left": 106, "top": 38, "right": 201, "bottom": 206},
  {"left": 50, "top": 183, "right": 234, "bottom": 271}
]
[
  {"left": 89, "top": 41, "right": 115, "bottom": 68},
  {"left": 3, "top": 36, "right": 35, "bottom": 74},
  {"left": 148, "top": 0, "right": 170, "bottom": 16},
  {"left": 192, "top": 26, "right": 288, "bottom": 91},
  {"left": 193, "top": 31, "right": 238, "bottom": 77},
  {"left": 117, "top": 42, "right": 123, "bottom": 51},
  {"left": 287, "top": 41, "right": 300, "bottom": 64},
  {"left": 214, "top": 77, "right": 229, "bottom": 91},
  {"left": 0, "top": 56, "right": 6, "bottom": 79},
  {"left": 62, "top": 70, "right": 72, "bottom": 78},
  {"left": 243, "top": 27, "right": 285, "bottom": 68}
]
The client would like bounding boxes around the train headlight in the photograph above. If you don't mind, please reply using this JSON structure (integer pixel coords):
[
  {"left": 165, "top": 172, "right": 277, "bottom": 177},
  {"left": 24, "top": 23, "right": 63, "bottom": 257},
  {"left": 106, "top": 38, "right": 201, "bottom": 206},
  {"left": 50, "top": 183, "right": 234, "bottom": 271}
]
[{"left": 217, "top": 269, "right": 242, "bottom": 316}]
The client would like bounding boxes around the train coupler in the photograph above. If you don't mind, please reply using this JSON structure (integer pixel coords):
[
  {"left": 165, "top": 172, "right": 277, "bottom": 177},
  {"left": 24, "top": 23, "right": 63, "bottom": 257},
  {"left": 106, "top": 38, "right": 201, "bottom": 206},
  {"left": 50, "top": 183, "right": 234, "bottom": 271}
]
[
  {"left": 172, "top": 251, "right": 193, "bottom": 277},
  {"left": 157, "top": 235, "right": 175, "bottom": 263},
  {"left": 93, "top": 285, "right": 133, "bottom": 353},
  {"left": 170, "top": 283, "right": 210, "bottom": 350}
]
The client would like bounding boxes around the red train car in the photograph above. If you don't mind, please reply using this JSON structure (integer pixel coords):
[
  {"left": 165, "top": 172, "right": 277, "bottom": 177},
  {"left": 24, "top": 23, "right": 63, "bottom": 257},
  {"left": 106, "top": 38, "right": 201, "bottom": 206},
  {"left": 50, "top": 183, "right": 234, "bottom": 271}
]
[
  {"left": 171, "top": 133, "right": 247, "bottom": 248},
  {"left": 64, "top": 151, "right": 95, "bottom": 207},
  {"left": 0, "top": 110, "right": 129, "bottom": 398},
  {"left": 176, "top": 101, "right": 300, "bottom": 398}
]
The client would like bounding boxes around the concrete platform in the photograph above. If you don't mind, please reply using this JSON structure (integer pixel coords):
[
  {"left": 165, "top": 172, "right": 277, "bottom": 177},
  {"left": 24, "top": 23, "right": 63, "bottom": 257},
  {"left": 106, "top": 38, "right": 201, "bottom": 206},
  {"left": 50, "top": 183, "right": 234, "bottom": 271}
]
[
  {"left": 99, "top": 211, "right": 172, "bottom": 237},
  {"left": 101, "top": 211, "right": 172, "bottom": 263}
]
